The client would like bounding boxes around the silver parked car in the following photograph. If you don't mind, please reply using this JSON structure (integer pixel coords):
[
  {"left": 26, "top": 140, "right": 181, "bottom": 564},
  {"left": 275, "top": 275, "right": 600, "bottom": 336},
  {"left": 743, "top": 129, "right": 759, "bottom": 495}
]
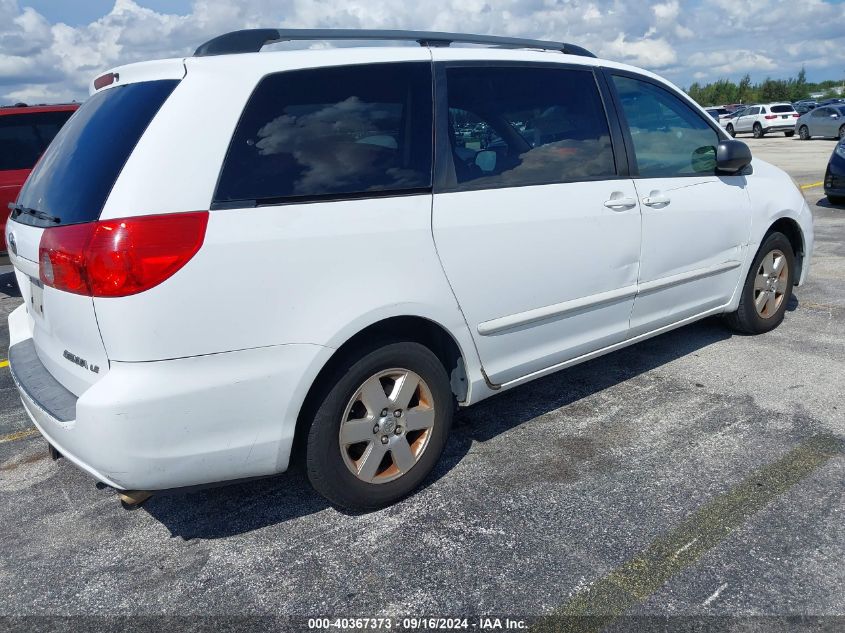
[{"left": 796, "top": 105, "right": 845, "bottom": 140}]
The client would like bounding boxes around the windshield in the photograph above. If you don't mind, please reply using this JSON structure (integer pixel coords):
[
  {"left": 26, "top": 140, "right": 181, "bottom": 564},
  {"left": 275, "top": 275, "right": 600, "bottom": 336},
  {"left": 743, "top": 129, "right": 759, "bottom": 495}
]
[{"left": 14, "top": 80, "right": 178, "bottom": 227}]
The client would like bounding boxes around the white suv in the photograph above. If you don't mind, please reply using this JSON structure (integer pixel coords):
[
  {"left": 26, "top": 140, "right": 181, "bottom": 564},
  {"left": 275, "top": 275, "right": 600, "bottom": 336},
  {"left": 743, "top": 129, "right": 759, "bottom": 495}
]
[
  {"left": 724, "top": 102, "right": 800, "bottom": 138},
  {"left": 6, "top": 29, "right": 814, "bottom": 510}
]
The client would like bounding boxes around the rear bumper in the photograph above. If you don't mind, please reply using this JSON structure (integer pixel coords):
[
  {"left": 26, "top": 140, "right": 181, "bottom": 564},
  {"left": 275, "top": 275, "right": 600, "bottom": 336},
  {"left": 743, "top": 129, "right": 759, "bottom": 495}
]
[
  {"left": 8, "top": 304, "right": 331, "bottom": 490},
  {"left": 763, "top": 124, "right": 795, "bottom": 133}
]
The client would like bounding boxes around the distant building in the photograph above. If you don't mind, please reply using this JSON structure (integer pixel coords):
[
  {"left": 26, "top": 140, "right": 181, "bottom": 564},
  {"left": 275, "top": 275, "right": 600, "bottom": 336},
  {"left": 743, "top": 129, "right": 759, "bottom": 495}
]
[{"left": 810, "top": 86, "right": 844, "bottom": 99}]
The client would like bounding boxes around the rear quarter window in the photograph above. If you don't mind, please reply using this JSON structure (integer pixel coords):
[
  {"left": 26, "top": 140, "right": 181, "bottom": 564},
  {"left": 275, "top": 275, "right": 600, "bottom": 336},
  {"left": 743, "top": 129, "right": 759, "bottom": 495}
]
[
  {"left": 15, "top": 80, "right": 178, "bottom": 227},
  {"left": 214, "top": 62, "right": 433, "bottom": 205}
]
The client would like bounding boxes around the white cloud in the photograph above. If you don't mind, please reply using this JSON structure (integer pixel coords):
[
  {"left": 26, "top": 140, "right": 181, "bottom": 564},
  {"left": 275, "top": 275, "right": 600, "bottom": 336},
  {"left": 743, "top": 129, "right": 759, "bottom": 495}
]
[
  {"left": 688, "top": 50, "right": 778, "bottom": 77},
  {"left": 0, "top": 0, "right": 844, "bottom": 103},
  {"left": 604, "top": 34, "right": 677, "bottom": 68},
  {"left": 652, "top": 1, "right": 680, "bottom": 22}
]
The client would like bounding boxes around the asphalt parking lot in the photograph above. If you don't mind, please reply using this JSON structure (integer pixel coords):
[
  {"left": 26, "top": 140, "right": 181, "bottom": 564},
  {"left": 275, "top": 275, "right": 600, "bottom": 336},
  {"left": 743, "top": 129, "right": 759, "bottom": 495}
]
[{"left": 0, "top": 136, "right": 843, "bottom": 631}]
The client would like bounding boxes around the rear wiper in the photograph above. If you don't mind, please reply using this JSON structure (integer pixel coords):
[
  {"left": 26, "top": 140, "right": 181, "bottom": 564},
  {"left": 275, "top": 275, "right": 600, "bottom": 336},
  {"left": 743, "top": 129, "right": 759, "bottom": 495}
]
[{"left": 7, "top": 203, "right": 61, "bottom": 224}]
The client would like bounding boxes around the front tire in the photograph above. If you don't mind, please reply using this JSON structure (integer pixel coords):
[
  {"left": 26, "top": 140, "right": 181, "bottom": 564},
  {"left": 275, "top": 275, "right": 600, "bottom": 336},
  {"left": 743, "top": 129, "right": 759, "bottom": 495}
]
[
  {"left": 839, "top": 125, "right": 845, "bottom": 140},
  {"left": 726, "top": 232, "right": 795, "bottom": 334},
  {"left": 726, "top": 124, "right": 735, "bottom": 137},
  {"left": 799, "top": 125, "right": 810, "bottom": 140},
  {"left": 305, "top": 341, "right": 454, "bottom": 510},
  {"left": 752, "top": 123, "right": 764, "bottom": 138},
  {"left": 829, "top": 195, "right": 845, "bottom": 206}
]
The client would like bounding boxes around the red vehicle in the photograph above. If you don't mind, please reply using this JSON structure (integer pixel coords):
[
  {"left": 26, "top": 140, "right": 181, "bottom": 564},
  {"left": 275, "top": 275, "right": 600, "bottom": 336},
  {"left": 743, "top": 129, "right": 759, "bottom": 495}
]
[{"left": 1, "top": 103, "right": 79, "bottom": 261}]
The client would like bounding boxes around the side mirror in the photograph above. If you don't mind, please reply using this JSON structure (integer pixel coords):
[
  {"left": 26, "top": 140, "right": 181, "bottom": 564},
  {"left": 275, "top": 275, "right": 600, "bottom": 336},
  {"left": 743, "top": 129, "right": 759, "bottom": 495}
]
[
  {"left": 716, "top": 139, "right": 752, "bottom": 174},
  {"left": 475, "top": 150, "right": 497, "bottom": 173}
]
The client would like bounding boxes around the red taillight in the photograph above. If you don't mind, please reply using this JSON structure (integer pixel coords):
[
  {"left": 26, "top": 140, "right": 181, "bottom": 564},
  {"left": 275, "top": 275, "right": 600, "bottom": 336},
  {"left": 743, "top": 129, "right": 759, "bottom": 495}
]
[
  {"left": 39, "top": 212, "right": 209, "bottom": 297},
  {"left": 793, "top": 113, "right": 799, "bottom": 118},
  {"left": 764, "top": 114, "right": 777, "bottom": 119}
]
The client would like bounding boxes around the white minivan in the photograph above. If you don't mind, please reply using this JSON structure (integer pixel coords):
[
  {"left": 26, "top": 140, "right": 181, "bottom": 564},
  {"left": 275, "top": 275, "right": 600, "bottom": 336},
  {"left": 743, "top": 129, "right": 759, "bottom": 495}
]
[{"left": 6, "top": 30, "right": 814, "bottom": 510}]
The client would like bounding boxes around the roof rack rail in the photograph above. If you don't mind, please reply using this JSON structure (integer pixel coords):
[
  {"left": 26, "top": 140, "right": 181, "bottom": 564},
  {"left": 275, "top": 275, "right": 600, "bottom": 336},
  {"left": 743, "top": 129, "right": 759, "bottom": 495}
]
[{"left": 193, "top": 28, "right": 596, "bottom": 59}]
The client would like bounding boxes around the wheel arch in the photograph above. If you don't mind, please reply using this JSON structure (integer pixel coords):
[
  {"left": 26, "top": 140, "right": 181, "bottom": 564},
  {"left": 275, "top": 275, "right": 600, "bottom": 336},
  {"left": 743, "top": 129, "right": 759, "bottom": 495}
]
[
  {"left": 765, "top": 216, "right": 805, "bottom": 284},
  {"left": 291, "top": 315, "right": 472, "bottom": 463}
]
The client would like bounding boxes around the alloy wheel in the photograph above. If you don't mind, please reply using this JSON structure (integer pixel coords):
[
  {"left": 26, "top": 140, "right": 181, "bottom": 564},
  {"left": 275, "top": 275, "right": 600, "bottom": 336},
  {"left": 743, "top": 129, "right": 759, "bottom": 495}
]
[
  {"left": 753, "top": 249, "right": 789, "bottom": 319},
  {"left": 338, "top": 368, "right": 436, "bottom": 484}
]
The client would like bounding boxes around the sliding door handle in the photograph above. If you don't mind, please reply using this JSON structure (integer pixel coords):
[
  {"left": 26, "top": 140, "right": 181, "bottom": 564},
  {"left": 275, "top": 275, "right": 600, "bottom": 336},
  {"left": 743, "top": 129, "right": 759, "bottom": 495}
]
[
  {"left": 603, "top": 195, "right": 637, "bottom": 210},
  {"left": 642, "top": 192, "right": 671, "bottom": 207}
]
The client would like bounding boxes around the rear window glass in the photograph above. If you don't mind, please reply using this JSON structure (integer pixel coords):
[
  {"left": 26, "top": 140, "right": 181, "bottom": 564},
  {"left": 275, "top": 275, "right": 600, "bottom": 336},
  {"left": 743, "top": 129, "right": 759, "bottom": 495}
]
[
  {"left": 770, "top": 105, "right": 794, "bottom": 113},
  {"left": 0, "top": 111, "right": 75, "bottom": 171},
  {"left": 214, "top": 62, "right": 432, "bottom": 205},
  {"left": 15, "top": 80, "right": 178, "bottom": 227}
]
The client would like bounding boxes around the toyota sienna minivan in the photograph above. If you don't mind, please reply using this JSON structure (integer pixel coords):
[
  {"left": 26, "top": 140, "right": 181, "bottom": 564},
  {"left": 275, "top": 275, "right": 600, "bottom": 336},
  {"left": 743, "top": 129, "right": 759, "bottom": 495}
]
[{"left": 6, "top": 29, "right": 813, "bottom": 510}]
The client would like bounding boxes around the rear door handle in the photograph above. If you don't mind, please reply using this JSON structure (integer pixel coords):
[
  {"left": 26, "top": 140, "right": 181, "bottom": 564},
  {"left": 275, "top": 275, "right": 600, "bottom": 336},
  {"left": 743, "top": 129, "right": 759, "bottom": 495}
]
[
  {"left": 642, "top": 192, "right": 671, "bottom": 207},
  {"left": 603, "top": 195, "right": 637, "bottom": 211}
]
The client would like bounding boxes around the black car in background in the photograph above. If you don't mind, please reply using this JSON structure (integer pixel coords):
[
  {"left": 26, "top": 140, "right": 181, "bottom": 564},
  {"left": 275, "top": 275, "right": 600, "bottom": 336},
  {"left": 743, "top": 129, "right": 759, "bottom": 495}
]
[
  {"left": 794, "top": 100, "right": 818, "bottom": 114},
  {"left": 825, "top": 138, "right": 845, "bottom": 206}
]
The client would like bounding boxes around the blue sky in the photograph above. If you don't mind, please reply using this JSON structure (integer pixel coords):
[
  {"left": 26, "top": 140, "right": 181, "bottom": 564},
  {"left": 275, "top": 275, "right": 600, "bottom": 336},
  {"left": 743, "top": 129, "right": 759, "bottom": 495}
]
[
  {"left": 2, "top": 0, "right": 844, "bottom": 104},
  {"left": 20, "top": 0, "right": 192, "bottom": 25}
]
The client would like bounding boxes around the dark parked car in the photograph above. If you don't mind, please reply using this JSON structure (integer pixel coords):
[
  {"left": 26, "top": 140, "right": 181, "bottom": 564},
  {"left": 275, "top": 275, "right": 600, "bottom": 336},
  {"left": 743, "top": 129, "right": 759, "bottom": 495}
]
[
  {"left": 825, "top": 138, "right": 845, "bottom": 205},
  {"left": 794, "top": 100, "right": 818, "bottom": 114},
  {"left": 1, "top": 103, "right": 78, "bottom": 260}
]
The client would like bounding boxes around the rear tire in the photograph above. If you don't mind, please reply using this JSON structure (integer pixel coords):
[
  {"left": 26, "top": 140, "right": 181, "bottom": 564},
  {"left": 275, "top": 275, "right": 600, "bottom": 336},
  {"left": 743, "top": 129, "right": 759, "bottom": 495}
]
[
  {"left": 839, "top": 125, "right": 845, "bottom": 140},
  {"left": 726, "top": 124, "right": 735, "bottom": 137},
  {"left": 752, "top": 123, "right": 764, "bottom": 138},
  {"left": 799, "top": 125, "right": 810, "bottom": 140},
  {"left": 305, "top": 341, "right": 454, "bottom": 511},
  {"left": 784, "top": 130, "right": 794, "bottom": 137},
  {"left": 725, "top": 232, "right": 795, "bottom": 335},
  {"left": 829, "top": 195, "right": 845, "bottom": 206}
]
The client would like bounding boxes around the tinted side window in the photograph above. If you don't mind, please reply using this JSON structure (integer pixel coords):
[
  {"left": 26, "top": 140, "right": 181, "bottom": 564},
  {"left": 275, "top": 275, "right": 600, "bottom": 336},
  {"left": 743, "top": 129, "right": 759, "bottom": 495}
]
[
  {"left": 0, "top": 111, "right": 74, "bottom": 171},
  {"left": 215, "top": 63, "right": 433, "bottom": 204},
  {"left": 445, "top": 66, "right": 615, "bottom": 191},
  {"left": 32, "top": 110, "right": 76, "bottom": 148},
  {"left": 612, "top": 75, "right": 719, "bottom": 178},
  {"left": 811, "top": 108, "right": 829, "bottom": 118},
  {"left": 0, "top": 117, "right": 41, "bottom": 171}
]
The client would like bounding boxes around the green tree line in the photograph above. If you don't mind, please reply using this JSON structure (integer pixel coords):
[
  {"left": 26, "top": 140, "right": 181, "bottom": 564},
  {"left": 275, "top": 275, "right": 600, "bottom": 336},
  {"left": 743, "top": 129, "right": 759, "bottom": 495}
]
[{"left": 685, "top": 68, "right": 843, "bottom": 106}]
